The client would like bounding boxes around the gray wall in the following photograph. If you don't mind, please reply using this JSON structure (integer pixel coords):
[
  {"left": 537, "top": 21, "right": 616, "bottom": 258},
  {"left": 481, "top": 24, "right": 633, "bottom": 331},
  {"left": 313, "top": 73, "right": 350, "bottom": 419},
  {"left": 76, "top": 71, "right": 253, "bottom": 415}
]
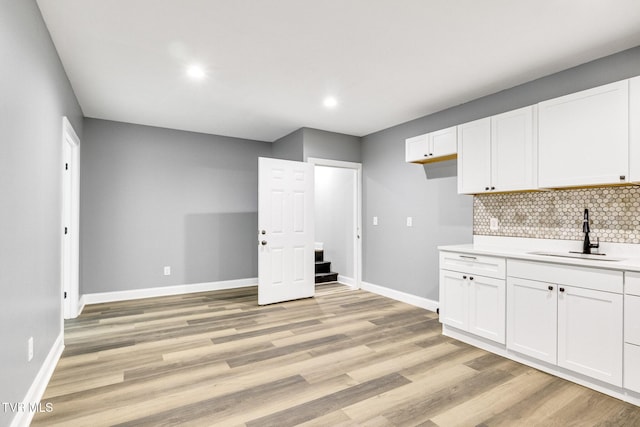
[
  {"left": 361, "top": 45, "right": 640, "bottom": 302},
  {"left": 0, "top": 0, "right": 83, "bottom": 423},
  {"left": 314, "top": 166, "right": 356, "bottom": 280},
  {"left": 272, "top": 128, "right": 304, "bottom": 161},
  {"left": 81, "top": 119, "right": 271, "bottom": 294},
  {"left": 303, "top": 128, "right": 361, "bottom": 163}
]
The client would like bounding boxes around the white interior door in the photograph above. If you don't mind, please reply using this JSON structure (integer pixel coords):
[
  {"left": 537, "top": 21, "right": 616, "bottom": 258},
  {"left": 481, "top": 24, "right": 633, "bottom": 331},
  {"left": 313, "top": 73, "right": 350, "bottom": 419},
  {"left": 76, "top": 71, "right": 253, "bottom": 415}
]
[
  {"left": 258, "top": 157, "right": 314, "bottom": 305},
  {"left": 61, "top": 117, "right": 80, "bottom": 319}
]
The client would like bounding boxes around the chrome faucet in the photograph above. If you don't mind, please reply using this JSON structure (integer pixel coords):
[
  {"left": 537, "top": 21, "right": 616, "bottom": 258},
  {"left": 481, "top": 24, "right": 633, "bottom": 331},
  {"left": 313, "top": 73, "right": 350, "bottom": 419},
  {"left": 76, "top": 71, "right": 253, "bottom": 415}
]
[{"left": 582, "top": 209, "right": 599, "bottom": 254}]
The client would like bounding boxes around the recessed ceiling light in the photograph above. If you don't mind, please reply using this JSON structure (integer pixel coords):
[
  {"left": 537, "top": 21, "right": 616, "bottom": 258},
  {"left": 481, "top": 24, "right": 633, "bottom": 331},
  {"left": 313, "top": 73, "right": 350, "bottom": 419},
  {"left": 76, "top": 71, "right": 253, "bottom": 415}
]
[
  {"left": 186, "top": 64, "right": 206, "bottom": 80},
  {"left": 323, "top": 96, "right": 338, "bottom": 108}
]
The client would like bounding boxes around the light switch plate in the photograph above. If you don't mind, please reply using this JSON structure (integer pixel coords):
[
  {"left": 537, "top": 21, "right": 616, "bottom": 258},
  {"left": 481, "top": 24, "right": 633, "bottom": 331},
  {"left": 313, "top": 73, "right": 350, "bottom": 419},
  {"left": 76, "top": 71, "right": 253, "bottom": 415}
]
[
  {"left": 406, "top": 217, "right": 413, "bottom": 227},
  {"left": 373, "top": 216, "right": 378, "bottom": 226},
  {"left": 490, "top": 217, "right": 499, "bottom": 231}
]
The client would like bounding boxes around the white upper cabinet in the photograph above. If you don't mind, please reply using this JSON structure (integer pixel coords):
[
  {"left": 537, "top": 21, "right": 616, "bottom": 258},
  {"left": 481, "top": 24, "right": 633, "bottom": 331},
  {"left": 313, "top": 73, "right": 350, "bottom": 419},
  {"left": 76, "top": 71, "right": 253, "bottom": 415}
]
[
  {"left": 405, "top": 134, "right": 429, "bottom": 163},
  {"left": 491, "top": 106, "right": 537, "bottom": 192},
  {"left": 538, "top": 80, "right": 629, "bottom": 188},
  {"left": 630, "top": 76, "right": 640, "bottom": 183},
  {"left": 405, "top": 126, "right": 457, "bottom": 163},
  {"left": 458, "top": 117, "right": 491, "bottom": 194},
  {"left": 458, "top": 106, "right": 537, "bottom": 194}
]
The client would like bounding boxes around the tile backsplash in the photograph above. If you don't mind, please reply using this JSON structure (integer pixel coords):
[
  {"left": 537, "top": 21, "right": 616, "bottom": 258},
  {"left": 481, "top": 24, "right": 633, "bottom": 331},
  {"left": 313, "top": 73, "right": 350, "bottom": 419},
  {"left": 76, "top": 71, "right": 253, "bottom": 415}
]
[{"left": 474, "top": 186, "right": 640, "bottom": 244}]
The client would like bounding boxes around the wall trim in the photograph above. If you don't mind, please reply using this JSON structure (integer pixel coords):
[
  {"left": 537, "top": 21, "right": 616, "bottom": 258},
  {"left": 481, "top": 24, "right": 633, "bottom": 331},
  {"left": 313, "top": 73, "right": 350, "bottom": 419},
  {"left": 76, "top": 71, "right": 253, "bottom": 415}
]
[
  {"left": 360, "top": 281, "right": 438, "bottom": 312},
  {"left": 11, "top": 333, "right": 64, "bottom": 427},
  {"left": 337, "top": 275, "right": 356, "bottom": 288},
  {"left": 81, "top": 278, "right": 257, "bottom": 307}
]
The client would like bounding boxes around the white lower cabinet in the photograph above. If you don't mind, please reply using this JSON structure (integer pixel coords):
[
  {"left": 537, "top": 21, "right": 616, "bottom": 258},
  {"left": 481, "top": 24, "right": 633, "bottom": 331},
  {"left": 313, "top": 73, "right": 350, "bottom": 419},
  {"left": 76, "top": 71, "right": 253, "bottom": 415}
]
[
  {"left": 440, "top": 250, "right": 639, "bottom": 402},
  {"left": 506, "top": 260, "right": 623, "bottom": 387},
  {"left": 557, "top": 285, "right": 623, "bottom": 386},
  {"left": 507, "top": 277, "right": 557, "bottom": 364},
  {"left": 625, "top": 272, "right": 640, "bottom": 392},
  {"left": 439, "top": 252, "right": 506, "bottom": 344},
  {"left": 625, "top": 344, "right": 640, "bottom": 393},
  {"left": 439, "top": 270, "right": 468, "bottom": 331}
]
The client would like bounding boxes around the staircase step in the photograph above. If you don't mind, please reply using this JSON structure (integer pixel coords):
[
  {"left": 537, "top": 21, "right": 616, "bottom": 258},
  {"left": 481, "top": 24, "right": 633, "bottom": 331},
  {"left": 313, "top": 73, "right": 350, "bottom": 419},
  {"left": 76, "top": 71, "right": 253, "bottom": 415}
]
[
  {"left": 315, "top": 250, "right": 323, "bottom": 262},
  {"left": 315, "top": 261, "right": 331, "bottom": 274},
  {"left": 315, "top": 272, "right": 338, "bottom": 284}
]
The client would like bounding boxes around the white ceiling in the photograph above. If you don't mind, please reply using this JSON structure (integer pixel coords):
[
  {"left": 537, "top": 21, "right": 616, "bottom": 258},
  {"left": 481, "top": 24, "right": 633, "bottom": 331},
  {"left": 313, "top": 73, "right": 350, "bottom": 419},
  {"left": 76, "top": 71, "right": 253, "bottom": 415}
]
[{"left": 37, "top": 0, "right": 640, "bottom": 142}]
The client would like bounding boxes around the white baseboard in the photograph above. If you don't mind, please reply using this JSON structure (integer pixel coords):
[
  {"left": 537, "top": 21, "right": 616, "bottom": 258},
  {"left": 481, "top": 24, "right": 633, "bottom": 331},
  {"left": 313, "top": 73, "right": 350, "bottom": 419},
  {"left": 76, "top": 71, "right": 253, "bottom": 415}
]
[
  {"left": 77, "top": 296, "right": 86, "bottom": 316},
  {"left": 81, "top": 278, "right": 257, "bottom": 306},
  {"left": 11, "top": 332, "right": 64, "bottom": 427},
  {"left": 337, "top": 275, "right": 356, "bottom": 288},
  {"left": 360, "top": 281, "right": 438, "bottom": 312}
]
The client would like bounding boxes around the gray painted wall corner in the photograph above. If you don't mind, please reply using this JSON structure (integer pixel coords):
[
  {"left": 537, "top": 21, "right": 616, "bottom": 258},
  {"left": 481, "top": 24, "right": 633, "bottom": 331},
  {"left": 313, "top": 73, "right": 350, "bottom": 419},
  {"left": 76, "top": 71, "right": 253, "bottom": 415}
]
[{"left": 0, "top": 0, "right": 83, "bottom": 423}]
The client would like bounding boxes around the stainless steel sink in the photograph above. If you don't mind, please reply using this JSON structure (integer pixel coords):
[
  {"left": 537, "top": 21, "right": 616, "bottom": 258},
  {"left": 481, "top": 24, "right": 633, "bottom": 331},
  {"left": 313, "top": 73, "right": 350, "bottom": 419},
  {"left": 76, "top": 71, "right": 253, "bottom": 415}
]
[{"left": 528, "top": 251, "right": 623, "bottom": 262}]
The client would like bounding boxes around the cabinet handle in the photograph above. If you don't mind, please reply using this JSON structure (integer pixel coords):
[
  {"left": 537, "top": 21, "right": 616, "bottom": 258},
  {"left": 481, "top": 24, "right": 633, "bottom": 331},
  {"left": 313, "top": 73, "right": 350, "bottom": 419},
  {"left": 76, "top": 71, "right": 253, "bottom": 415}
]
[
  {"left": 620, "top": 175, "right": 626, "bottom": 181},
  {"left": 559, "top": 287, "right": 565, "bottom": 293},
  {"left": 469, "top": 276, "right": 474, "bottom": 281},
  {"left": 462, "top": 275, "right": 467, "bottom": 279},
  {"left": 424, "top": 154, "right": 429, "bottom": 157},
  {"left": 485, "top": 186, "right": 489, "bottom": 191},
  {"left": 490, "top": 186, "right": 495, "bottom": 190},
  {"left": 548, "top": 285, "right": 553, "bottom": 291},
  {"left": 459, "top": 255, "right": 477, "bottom": 260}
]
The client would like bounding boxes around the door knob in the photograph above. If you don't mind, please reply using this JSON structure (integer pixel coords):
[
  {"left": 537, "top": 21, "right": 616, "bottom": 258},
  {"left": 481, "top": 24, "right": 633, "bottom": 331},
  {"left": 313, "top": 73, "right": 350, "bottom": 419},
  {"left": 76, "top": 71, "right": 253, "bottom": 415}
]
[{"left": 261, "top": 240, "right": 267, "bottom": 246}]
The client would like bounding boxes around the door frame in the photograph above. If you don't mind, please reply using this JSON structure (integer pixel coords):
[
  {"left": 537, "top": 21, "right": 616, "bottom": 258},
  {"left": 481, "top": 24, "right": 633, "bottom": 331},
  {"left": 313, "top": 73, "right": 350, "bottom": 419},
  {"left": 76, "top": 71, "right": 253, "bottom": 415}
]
[
  {"left": 307, "top": 157, "right": 362, "bottom": 289},
  {"left": 61, "top": 117, "right": 80, "bottom": 319}
]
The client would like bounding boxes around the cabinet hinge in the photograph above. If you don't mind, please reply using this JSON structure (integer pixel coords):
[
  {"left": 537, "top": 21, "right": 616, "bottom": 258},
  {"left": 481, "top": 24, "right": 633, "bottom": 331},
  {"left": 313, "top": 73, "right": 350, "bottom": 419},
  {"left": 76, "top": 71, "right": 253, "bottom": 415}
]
[
  {"left": 65, "top": 163, "right": 69, "bottom": 171},
  {"left": 64, "top": 227, "right": 68, "bottom": 235}
]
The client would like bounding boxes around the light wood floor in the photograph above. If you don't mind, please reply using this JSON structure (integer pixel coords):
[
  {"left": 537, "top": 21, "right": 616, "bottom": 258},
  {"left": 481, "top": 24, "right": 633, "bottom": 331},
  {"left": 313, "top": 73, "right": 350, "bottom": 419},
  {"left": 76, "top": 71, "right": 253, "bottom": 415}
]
[{"left": 32, "top": 284, "right": 640, "bottom": 426}]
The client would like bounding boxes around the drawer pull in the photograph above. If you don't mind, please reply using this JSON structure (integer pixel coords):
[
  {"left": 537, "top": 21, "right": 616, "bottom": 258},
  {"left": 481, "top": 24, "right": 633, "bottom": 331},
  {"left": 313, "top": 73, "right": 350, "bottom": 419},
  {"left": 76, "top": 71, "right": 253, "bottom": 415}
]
[{"left": 459, "top": 255, "right": 477, "bottom": 260}]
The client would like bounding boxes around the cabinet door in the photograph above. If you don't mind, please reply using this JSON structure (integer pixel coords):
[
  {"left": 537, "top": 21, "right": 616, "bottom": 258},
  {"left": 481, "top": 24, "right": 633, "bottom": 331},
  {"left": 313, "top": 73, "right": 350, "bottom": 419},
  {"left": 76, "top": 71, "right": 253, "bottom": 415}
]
[
  {"left": 439, "top": 270, "right": 468, "bottom": 330},
  {"left": 430, "top": 126, "right": 457, "bottom": 157},
  {"left": 538, "top": 80, "right": 629, "bottom": 188},
  {"left": 405, "top": 134, "right": 429, "bottom": 162},
  {"left": 624, "top": 343, "right": 640, "bottom": 393},
  {"left": 468, "top": 276, "right": 505, "bottom": 344},
  {"left": 631, "top": 76, "right": 640, "bottom": 182},
  {"left": 507, "top": 277, "right": 557, "bottom": 364},
  {"left": 458, "top": 117, "right": 491, "bottom": 194},
  {"left": 557, "top": 286, "right": 623, "bottom": 386},
  {"left": 491, "top": 106, "right": 537, "bottom": 192}
]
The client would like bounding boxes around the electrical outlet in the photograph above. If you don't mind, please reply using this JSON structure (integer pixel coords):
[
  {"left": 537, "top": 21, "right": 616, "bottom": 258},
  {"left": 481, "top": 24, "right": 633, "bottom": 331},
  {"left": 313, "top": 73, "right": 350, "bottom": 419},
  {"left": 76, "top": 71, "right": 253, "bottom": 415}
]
[
  {"left": 373, "top": 216, "right": 378, "bottom": 226},
  {"left": 164, "top": 266, "right": 171, "bottom": 276},
  {"left": 406, "top": 217, "right": 413, "bottom": 227},
  {"left": 28, "top": 337, "right": 33, "bottom": 362},
  {"left": 490, "top": 217, "right": 499, "bottom": 231}
]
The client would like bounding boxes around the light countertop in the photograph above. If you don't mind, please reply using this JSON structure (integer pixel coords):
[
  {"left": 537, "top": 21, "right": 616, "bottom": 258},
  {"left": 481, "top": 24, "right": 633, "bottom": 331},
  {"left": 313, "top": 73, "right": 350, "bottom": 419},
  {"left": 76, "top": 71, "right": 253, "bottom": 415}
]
[{"left": 439, "top": 241, "right": 640, "bottom": 273}]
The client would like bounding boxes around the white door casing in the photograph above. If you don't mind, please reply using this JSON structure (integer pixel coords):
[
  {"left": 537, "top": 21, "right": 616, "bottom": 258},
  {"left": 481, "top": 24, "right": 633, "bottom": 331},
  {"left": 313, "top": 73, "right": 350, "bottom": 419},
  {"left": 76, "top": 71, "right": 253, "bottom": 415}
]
[
  {"left": 61, "top": 117, "right": 80, "bottom": 319},
  {"left": 258, "top": 157, "right": 314, "bottom": 305},
  {"left": 308, "top": 157, "right": 362, "bottom": 289}
]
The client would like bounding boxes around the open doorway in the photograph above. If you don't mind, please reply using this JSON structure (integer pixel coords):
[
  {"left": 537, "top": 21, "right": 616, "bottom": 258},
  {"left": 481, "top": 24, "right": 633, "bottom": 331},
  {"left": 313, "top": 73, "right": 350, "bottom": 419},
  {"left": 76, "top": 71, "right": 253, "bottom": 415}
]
[{"left": 308, "top": 158, "right": 362, "bottom": 293}]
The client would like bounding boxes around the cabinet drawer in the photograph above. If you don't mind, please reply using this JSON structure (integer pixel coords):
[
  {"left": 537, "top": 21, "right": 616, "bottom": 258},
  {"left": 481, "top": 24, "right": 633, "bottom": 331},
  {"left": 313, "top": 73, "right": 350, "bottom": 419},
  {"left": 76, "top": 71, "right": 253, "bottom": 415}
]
[
  {"left": 625, "top": 294, "right": 640, "bottom": 345},
  {"left": 507, "top": 260, "right": 623, "bottom": 294},
  {"left": 625, "top": 343, "right": 640, "bottom": 393},
  {"left": 440, "top": 252, "right": 505, "bottom": 279},
  {"left": 626, "top": 272, "right": 640, "bottom": 296}
]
